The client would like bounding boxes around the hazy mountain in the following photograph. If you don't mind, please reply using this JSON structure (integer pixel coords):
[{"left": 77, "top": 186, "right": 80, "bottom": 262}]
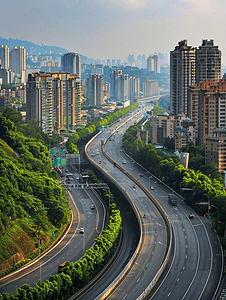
[
  {"left": 0, "top": 36, "right": 69, "bottom": 55},
  {"left": 0, "top": 36, "right": 90, "bottom": 64}
]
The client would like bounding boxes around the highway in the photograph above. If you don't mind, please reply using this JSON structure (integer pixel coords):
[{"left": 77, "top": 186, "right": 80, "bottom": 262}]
[
  {"left": 0, "top": 102, "right": 223, "bottom": 300},
  {"left": 83, "top": 103, "right": 223, "bottom": 300}
]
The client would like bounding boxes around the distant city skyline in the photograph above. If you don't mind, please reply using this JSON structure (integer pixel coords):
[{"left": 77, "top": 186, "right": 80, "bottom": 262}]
[{"left": 1, "top": 0, "right": 226, "bottom": 65}]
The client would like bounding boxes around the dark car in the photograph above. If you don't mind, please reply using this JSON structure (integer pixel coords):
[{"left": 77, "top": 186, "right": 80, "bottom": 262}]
[{"left": 91, "top": 204, "right": 95, "bottom": 210}]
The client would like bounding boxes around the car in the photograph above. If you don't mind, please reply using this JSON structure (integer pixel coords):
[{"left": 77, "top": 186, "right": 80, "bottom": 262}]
[
  {"left": 91, "top": 204, "right": 95, "bottom": 210},
  {"left": 99, "top": 160, "right": 101, "bottom": 164},
  {"left": 150, "top": 186, "right": 154, "bottom": 190},
  {"left": 189, "top": 213, "right": 195, "bottom": 219},
  {"left": 79, "top": 228, "right": 84, "bottom": 234},
  {"left": 122, "top": 160, "right": 126, "bottom": 164},
  {"left": 133, "top": 185, "right": 136, "bottom": 189},
  {"left": 139, "top": 173, "right": 144, "bottom": 177}
]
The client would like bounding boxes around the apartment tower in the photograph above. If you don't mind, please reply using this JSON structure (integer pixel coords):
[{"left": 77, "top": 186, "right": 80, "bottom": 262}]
[
  {"left": 147, "top": 55, "right": 160, "bottom": 73},
  {"left": 170, "top": 40, "right": 196, "bottom": 115},
  {"left": 61, "top": 52, "right": 81, "bottom": 79},
  {"left": 196, "top": 40, "right": 221, "bottom": 85},
  {"left": 86, "top": 74, "right": 104, "bottom": 106},
  {"left": 26, "top": 72, "right": 81, "bottom": 135},
  {"left": 0, "top": 45, "right": 9, "bottom": 69},
  {"left": 9, "top": 46, "right": 26, "bottom": 83}
]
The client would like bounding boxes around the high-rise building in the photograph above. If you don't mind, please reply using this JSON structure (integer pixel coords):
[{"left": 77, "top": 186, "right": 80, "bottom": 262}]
[
  {"left": 61, "top": 52, "right": 81, "bottom": 79},
  {"left": 142, "top": 54, "right": 146, "bottom": 68},
  {"left": 127, "top": 55, "right": 135, "bottom": 66},
  {"left": 129, "top": 77, "right": 140, "bottom": 100},
  {"left": 170, "top": 39, "right": 221, "bottom": 116},
  {"left": 86, "top": 74, "right": 104, "bottom": 106},
  {"left": 170, "top": 40, "right": 196, "bottom": 115},
  {"left": 26, "top": 72, "right": 81, "bottom": 135},
  {"left": 9, "top": 46, "right": 26, "bottom": 83},
  {"left": 0, "top": 45, "right": 9, "bottom": 69},
  {"left": 187, "top": 79, "right": 226, "bottom": 146},
  {"left": 196, "top": 39, "right": 221, "bottom": 84},
  {"left": 143, "top": 80, "right": 159, "bottom": 97},
  {"left": 110, "top": 69, "right": 122, "bottom": 99},
  {"left": 115, "top": 74, "right": 129, "bottom": 102},
  {"left": 147, "top": 55, "right": 160, "bottom": 73}
]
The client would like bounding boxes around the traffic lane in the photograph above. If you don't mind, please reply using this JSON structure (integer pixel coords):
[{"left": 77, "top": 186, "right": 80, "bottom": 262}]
[
  {"left": 176, "top": 214, "right": 217, "bottom": 300},
  {"left": 86, "top": 156, "right": 168, "bottom": 299},
  {"left": 197, "top": 216, "right": 223, "bottom": 300},
  {"left": 79, "top": 184, "right": 140, "bottom": 300},
  {"left": 150, "top": 202, "right": 212, "bottom": 300},
  {"left": 151, "top": 209, "right": 199, "bottom": 299},
  {"left": 108, "top": 195, "right": 167, "bottom": 299}
]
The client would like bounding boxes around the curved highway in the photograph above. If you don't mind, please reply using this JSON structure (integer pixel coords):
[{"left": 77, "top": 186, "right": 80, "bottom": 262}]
[{"left": 84, "top": 103, "right": 222, "bottom": 300}]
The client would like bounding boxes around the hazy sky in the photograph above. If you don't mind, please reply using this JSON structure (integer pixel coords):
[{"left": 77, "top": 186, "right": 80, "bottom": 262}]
[{"left": 1, "top": 0, "right": 226, "bottom": 64}]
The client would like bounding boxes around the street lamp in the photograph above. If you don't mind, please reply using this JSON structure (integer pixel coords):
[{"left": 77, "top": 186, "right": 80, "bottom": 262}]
[
  {"left": 211, "top": 205, "right": 219, "bottom": 231},
  {"left": 204, "top": 194, "right": 211, "bottom": 216},
  {"left": 135, "top": 262, "right": 146, "bottom": 294}
]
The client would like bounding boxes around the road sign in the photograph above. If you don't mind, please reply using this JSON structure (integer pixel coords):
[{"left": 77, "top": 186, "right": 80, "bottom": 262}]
[
  {"left": 52, "top": 233, "right": 56, "bottom": 237},
  {"left": 100, "top": 125, "right": 108, "bottom": 131}
]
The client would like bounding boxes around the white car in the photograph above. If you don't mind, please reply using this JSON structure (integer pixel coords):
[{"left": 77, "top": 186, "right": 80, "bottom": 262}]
[
  {"left": 80, "top": 228, "right": 84, "bottom": 234},
  {"left": 150, "top": 186, "right": 154, "bottom": 190}
]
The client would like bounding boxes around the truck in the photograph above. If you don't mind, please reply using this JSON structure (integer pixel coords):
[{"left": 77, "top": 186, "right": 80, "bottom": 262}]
[{"left": 168, "top": 194, "right": 177, "bottom": 206}]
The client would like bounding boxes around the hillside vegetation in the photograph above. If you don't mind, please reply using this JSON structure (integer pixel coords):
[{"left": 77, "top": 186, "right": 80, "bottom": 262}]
[{"left": 0, "top": 113, "right": 70, "bottom": 273}]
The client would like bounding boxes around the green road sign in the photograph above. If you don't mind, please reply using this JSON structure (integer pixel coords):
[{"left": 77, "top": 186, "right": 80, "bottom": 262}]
[
  {"left": 61, "top": 159, "right": 66, "bottom": 166},
  {"left": 50, "top": 149, "right": 56, "bottom": 155},
  {"left": 53, "top": 157, "right": 61, "bottom": 167},
  {"left": 100, "top": 125, "right": 108, "bottom": 131}
]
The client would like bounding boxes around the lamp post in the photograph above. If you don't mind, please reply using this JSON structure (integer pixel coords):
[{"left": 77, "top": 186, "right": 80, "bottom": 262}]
[
  {"left": 204, "top": 194, "right": 211, "bottom": 216},
  {"left": 135, "top": 262, "right": 146, "bottom": 294},
  {"left": 211, "top": 205, "right": 219, "bottom": 231}
]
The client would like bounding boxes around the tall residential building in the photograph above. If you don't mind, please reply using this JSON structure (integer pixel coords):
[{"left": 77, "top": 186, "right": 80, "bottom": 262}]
[
  {"left": 61, "top": 52, "right": 81, "bottom": 79},
  {"left": 147, "top": 55, "right": 160, "bottom": 73},
  {"left": 115, "top": 74, "right": 129, "bottom": 102},
  {"left": 86, "top": 74, "right": 104, "bottom": 106},
  {"left": 110, "top": 69, "right": 122, "bottom": 99},
  {"left": 196, "top": 40, "right": 221, "bottom": 85},
  {"left": 129, "top": 77, "right": 140, "bottom": 100},
  {"left": 143, "top": 80, "right": 159, "bottom": 97},
  {"left": 170, "top": 39, "right": 221, "bottom": 116},
  {"left": 26, "top": 72, "right": 81, "bottom": 135},
  {"left": 0, "top": 45, "right": 9, "bottom": 69},
  {"left": 187, "top": 79, "right": 226, "bottom": 146},
  {"left": 170, "top": 40, "right": 196, "bottom": 115},
  {"left": 9, "top": 46, "right": 26, "bottom": 83}
]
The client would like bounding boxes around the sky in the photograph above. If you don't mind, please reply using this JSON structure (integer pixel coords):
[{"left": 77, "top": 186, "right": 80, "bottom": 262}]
[{"left": 1, "top": 0, "right": 226, "bottom": 64}]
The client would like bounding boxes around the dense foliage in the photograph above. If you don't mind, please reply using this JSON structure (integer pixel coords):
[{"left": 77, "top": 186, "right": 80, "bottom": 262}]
[
  {"left": 66, "top": 101, "right": 139, "bottom": 153},
  {"left": 0, "top": 113, "right": 70, "bottom": 273},
  {"left": 152, "top": 100, "right": 166, "bottom": 115},
  {"left": 1, "top": 107, "right": 63, "bottom": 148},
  {"left": 123, "top": 124, "right": 226, "bottom": 235}
]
